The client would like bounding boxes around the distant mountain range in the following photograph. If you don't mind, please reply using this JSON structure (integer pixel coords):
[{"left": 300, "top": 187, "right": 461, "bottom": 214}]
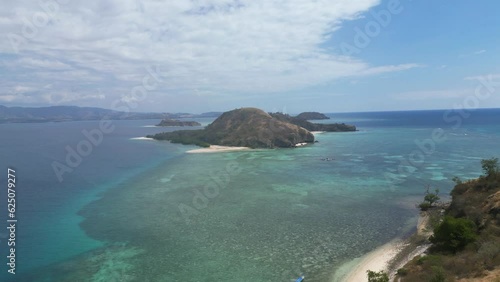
[{"left": 0, "top": 105, "right": 222, "bottom": 123}]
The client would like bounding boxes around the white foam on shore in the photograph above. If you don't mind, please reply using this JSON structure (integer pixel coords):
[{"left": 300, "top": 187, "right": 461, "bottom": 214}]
[
  {"left": 130, "top": 137, "right": 154, "bottom": 140},
  {"left": 295, "top": 143, "right": 308, "bottom": 147},
  {"left": 186, "top": 145, "right": 250, "bottom": 153},
  {"left": 311, "top": 131, "right": 326, "bottom": 135}
]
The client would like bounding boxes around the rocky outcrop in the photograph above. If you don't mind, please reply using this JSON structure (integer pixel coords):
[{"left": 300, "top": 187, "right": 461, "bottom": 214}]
[{"left": 483, "top": 190, "right": 500, "bottom": 216}]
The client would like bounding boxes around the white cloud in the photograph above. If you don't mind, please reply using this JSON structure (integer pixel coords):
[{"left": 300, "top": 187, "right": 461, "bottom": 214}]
[
  {"left": 15, "top": 57, "right": 72, "bottom": 70},
  {"left": 357, "top": 64, "right": 422, "bottom": 76},
  {"left": 0, "top": 0, "right": 421, "bottom": 110},
  {"left": 35, "top": 69, "right": 103, "bottom": 82},
  {"left": 459, "top": 49, "right": 487, "bottom": 58},
  {"left": 13, "top": 85, "right": 37, "bottom": 93},
  {"left": 393, "top": 89, "right": 471, "bottom": 101},
  {"left": 0, "top": 83, "right": 106, "bottom": 106},
  {"left": 464, "top": 73, "right": 500, "bottom": 81},
  {"left": 0, "top": 95, "right": 17, "bottom": 102}
]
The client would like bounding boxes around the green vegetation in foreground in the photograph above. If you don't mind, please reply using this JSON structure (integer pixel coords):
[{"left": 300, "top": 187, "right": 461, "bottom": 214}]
[{"left": 395, "top": 158, "right": 500, "bottom": 281}]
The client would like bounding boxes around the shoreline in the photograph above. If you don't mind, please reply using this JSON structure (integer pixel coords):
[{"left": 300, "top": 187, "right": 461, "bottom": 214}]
[
  {"left": 186, "top": 145, "right": 251, "bottom": 153},
  {"left": 333, "top": 212, "right": 432, "bottom": 282},
  {"left": 332, "top": 239, "right": 405, "bottom": 282}
]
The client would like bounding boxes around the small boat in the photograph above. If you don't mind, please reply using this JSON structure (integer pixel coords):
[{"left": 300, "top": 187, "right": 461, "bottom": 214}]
[{"left": 295, "top": 275, "right": 305, "bottom": 282}]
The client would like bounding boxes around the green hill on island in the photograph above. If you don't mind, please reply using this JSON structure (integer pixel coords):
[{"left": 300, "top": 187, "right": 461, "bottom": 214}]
[
  {"left": 295, "top": 112, "right": 330, "bottom": 120},
  {"left": 148, "top": 107, "right": 314, "bottom": 148},
  {"left": 148, "top": 108, "right": 334, "bottom": 148}
]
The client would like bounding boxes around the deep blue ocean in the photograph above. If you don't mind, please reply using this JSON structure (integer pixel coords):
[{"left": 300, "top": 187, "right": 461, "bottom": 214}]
[{"left": 1, "top": 109, "right": 500, "bottom": 281}]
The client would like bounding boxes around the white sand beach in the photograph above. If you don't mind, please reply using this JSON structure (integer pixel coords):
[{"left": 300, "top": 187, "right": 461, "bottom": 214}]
[
  {"left": 333, "top": 240, "right": 404, "bottom": 282},
  {"left": 130, "top": 137, "right": 154, "bottom": 140},
  {"left": 334, "top": 211, "right": 433, "bottom": 282},
  {"left": 186, "top": 145, "right": 251, "bottom": 153}
]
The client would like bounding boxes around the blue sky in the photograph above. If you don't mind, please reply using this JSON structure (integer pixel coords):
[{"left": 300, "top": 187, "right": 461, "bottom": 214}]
[{"left": 1, "top": 0, "right": 499, "bottom": 113}]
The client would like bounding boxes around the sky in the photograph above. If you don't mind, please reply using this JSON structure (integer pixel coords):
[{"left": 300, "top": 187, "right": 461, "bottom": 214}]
[{"left": 1, "top": 0, "right": 499, "bottom": 114}]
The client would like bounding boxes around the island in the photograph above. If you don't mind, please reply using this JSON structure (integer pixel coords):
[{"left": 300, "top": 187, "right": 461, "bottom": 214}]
[
  {"left": 295, "top": 111, "right": 330, "bottom": 120},
  {"left": 156, "top": 119, "right": 201, "bottom": 127},
  {"left": 147, "top": 107, "right": 356, "bottom": 149},
  {"left": 270, "top": 112, "right": 356, "bottom": 132}
]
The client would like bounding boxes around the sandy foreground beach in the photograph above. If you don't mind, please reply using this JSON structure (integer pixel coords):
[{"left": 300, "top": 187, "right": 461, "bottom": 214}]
[
  {"left": 187, "top": 145, "right": 251, "bottom": 153},
  {"left": 332, "top": 212, "right": 431, "bottom": 282},
  {"left": 332, "top": 240, "right": 404, "bottom": 282}
]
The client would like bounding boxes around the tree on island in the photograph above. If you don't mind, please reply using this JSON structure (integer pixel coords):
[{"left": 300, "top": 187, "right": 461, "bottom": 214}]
[
  {"left": 418, "top": 186, "right": 440, "bottom": 211},
  {"left": 481, "top": 157, "right": 499, "bottom": 179},
  {"left": 366, "top": 270, "right": 389, "bottom": 282}
]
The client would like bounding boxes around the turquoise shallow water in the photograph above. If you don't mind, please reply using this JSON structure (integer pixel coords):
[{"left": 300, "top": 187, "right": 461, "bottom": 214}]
[
  {"left": 0, "top": 120, "right": 184, "bottom": 281},
  {"left": 33, "top": 147, "right": 413, "bottom": 281},
  {"left": 3, "top": 109, "right": 500, "bottom": 281}
]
